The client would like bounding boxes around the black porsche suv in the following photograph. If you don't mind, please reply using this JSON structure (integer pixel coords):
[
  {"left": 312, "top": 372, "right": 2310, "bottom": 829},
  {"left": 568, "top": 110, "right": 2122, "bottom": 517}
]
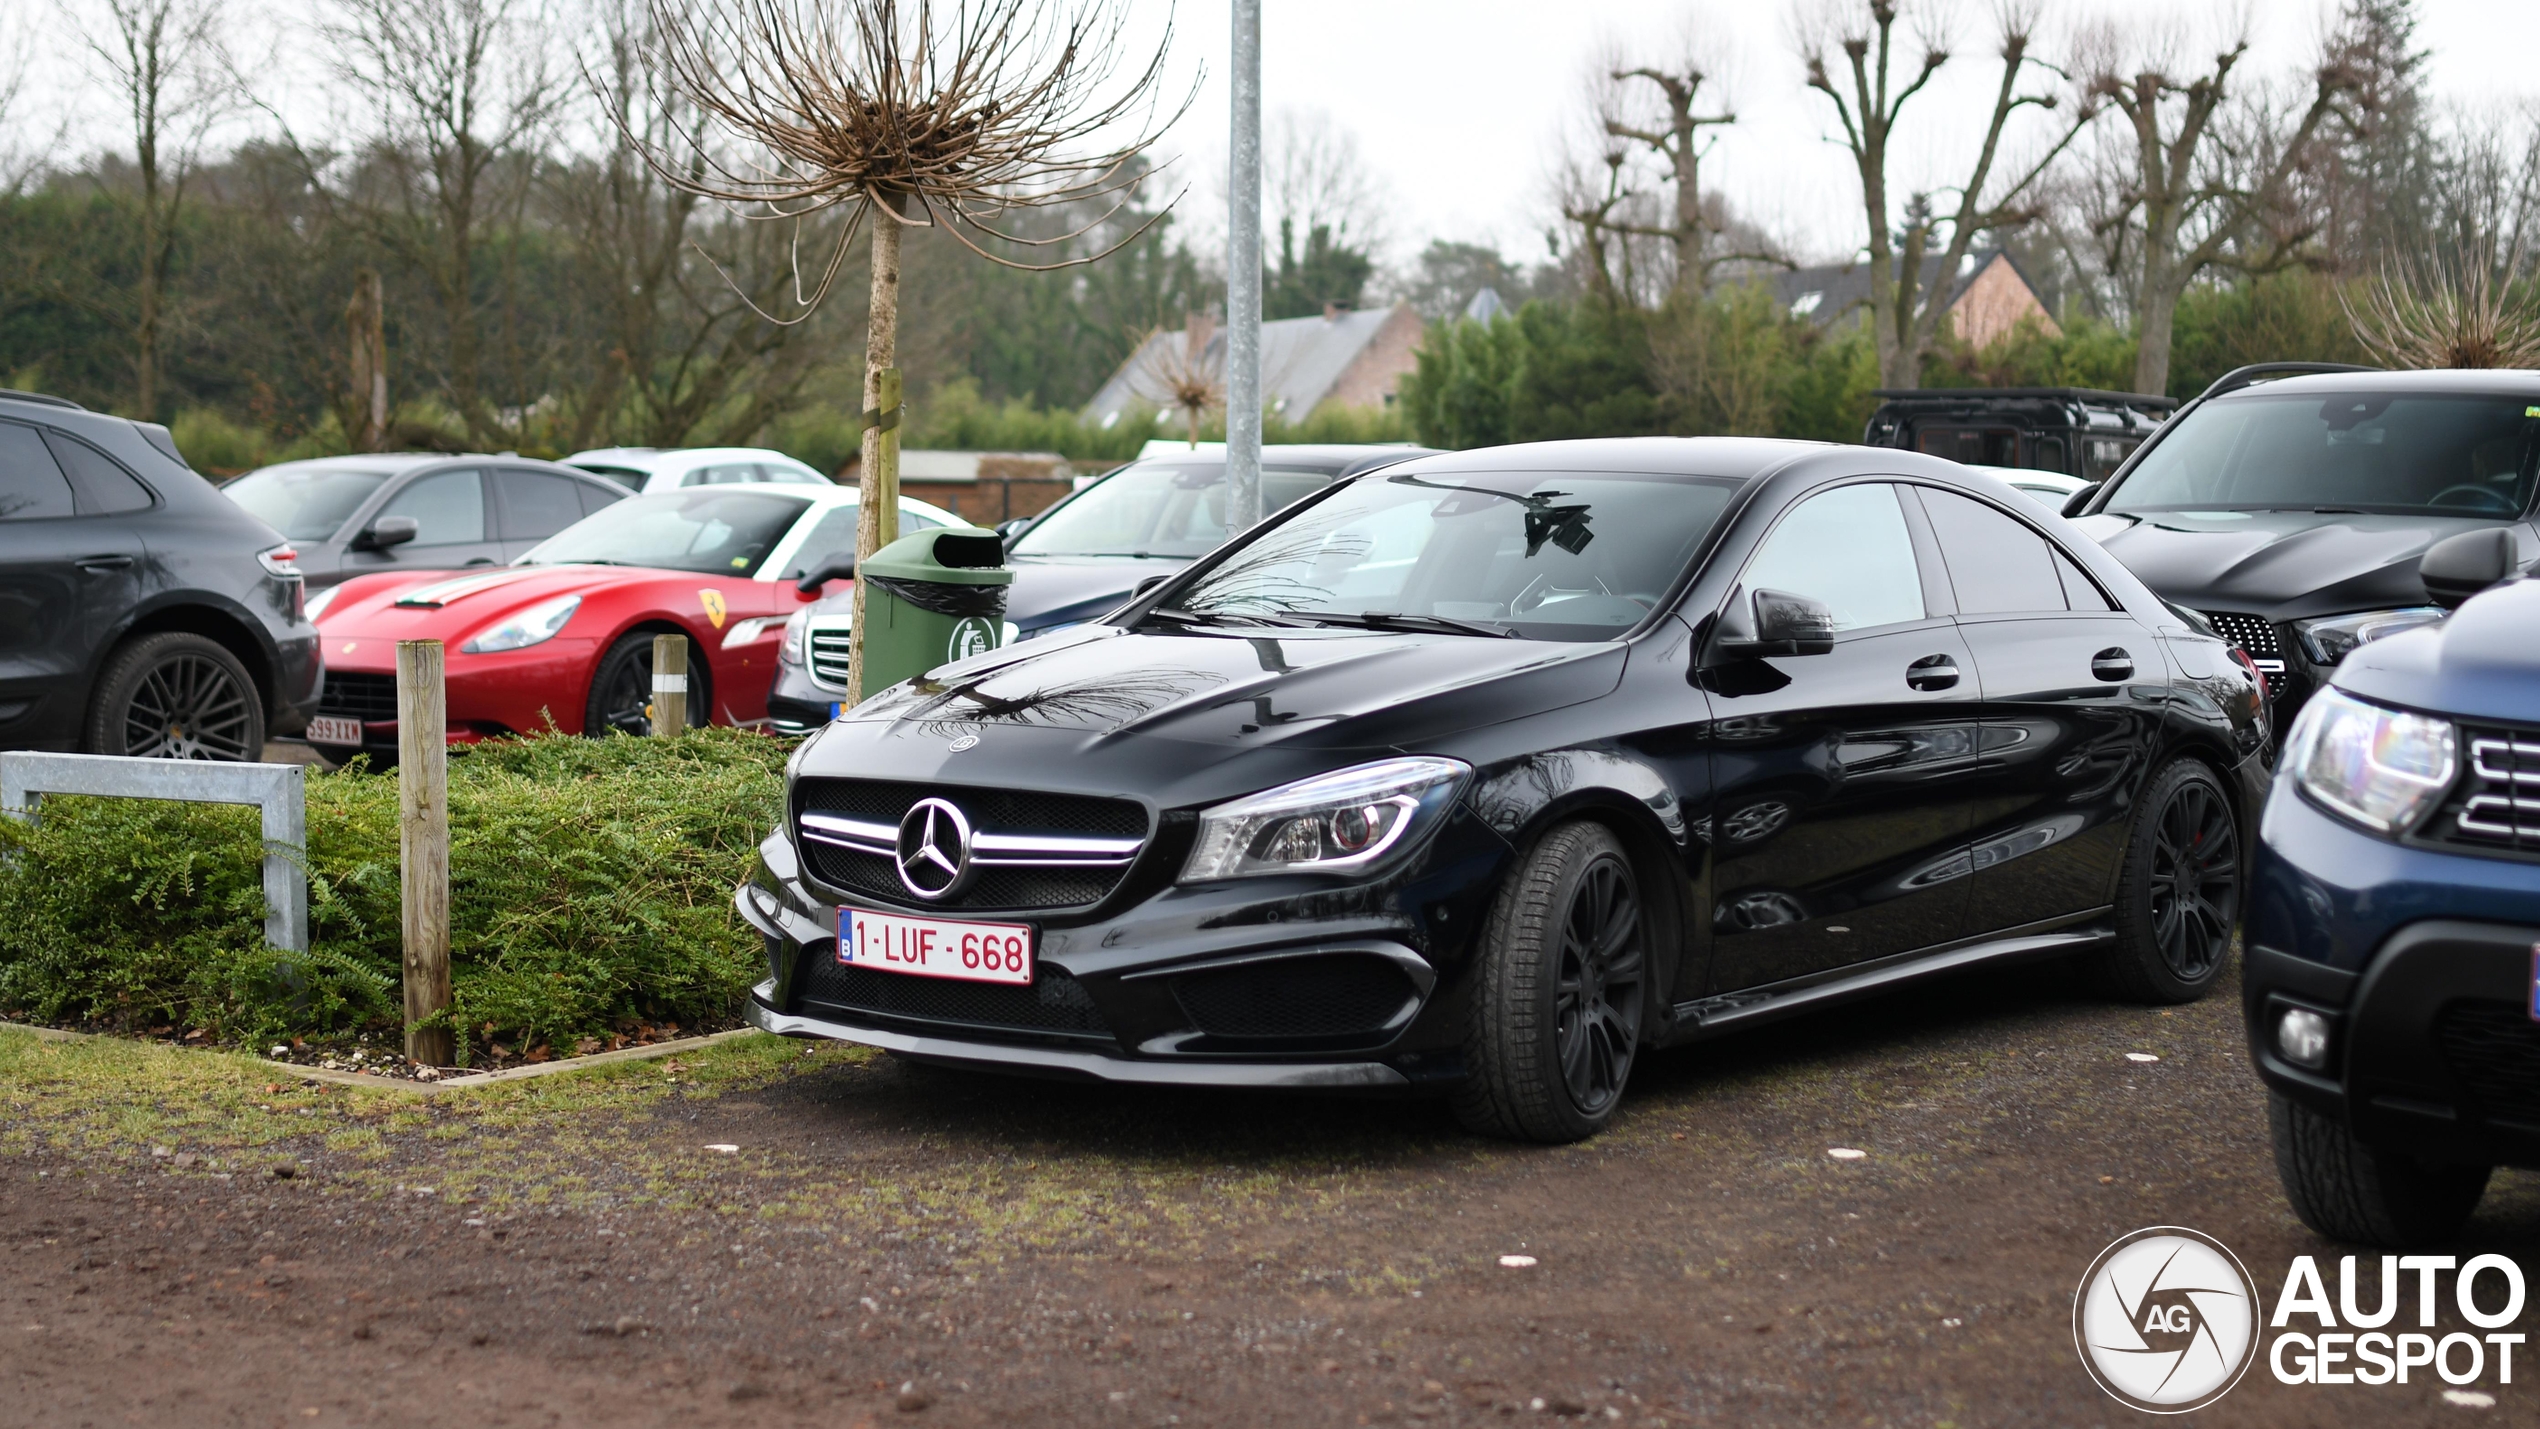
[
  {"left": 0, "top": 389, "right": 321, "bottom": 758},
  {"left": 742, "top": 437, "right": 2269, "bottom": 1142}
]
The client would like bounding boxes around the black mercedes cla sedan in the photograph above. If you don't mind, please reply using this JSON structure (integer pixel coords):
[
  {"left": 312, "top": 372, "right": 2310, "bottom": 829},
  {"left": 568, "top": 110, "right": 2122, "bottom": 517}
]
[{"left": 740, "top": 438, "right": 2270, "bottom": 1141}]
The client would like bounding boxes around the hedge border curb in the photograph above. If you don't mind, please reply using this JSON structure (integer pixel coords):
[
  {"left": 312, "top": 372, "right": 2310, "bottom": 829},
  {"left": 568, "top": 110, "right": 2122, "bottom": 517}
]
[{"left": 0, "top": 1020, "right": 762, "bottom": 1095}]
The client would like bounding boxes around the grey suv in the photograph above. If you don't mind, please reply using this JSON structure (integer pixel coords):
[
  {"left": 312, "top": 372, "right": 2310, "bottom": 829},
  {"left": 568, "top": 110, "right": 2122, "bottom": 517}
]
[{"left": 222, "top": 454, "right": 630, "bottom": 591}]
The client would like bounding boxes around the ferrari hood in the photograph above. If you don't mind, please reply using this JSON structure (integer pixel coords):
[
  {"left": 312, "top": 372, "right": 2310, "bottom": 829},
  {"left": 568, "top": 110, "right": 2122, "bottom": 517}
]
[
  {"left": 2071, "top": 509, "right": 2513, "bottom": 620},
  {"left": 318, "top": 565, "right": 645, "bottom": 642}
]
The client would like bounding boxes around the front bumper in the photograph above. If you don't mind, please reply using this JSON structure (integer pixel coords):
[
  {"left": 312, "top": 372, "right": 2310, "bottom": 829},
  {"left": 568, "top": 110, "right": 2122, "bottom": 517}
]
[{"left": 2246, "top": 788, "right": 2540, "bottom": 1169}]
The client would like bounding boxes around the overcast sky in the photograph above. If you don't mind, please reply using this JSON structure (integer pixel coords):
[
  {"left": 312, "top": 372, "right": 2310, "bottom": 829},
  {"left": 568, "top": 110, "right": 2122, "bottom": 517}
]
[{"left": 1132, "top": 0, "right": 2540, "bottom": 270}]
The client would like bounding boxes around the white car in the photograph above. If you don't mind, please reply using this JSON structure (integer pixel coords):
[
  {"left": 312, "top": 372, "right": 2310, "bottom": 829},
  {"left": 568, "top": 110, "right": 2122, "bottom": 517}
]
[
  {"left": 564, "top": 446, "right": 832, "bottom": 493},
  {"left": 1968, "top": 464, "right": 2092, "bottom": 515}
]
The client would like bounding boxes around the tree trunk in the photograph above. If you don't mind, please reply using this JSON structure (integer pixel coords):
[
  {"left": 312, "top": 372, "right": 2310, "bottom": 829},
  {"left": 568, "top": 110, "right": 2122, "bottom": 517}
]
[
  {"left": 2133, "top": 258, "right": 2183, "bottom": 399},
  {"left": 135, "top": 156, "right": 161, "bottom": 419},
  {"left": 843, "top": 201, "right": 905, "bottom": 708}
]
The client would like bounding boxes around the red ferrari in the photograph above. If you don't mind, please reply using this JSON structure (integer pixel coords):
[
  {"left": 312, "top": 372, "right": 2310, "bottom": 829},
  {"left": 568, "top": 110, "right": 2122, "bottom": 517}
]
[{"left": 301, "top": 483, "right": 960, "bottom": 758}]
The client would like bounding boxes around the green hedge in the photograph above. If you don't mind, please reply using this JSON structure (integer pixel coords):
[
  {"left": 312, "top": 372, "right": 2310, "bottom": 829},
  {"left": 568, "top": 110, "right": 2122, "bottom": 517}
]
[{"left": 0, "top": 730, "right": 788, "bottom": 1060}]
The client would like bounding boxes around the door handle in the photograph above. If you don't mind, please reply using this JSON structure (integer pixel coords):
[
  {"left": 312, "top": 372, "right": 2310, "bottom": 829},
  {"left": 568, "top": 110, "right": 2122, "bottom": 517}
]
[
  {"left": 2091, "top": 648, "right": 2135, "bottom": 681},
  {"left": 1906, "top": 654, "right": 1960, "bottom": 691},
  {"left": 75, "top": 554, "right": 134, "bottom": 573},
  {"left": 464, "top": 557, "right": 496, "bottom": 566}
]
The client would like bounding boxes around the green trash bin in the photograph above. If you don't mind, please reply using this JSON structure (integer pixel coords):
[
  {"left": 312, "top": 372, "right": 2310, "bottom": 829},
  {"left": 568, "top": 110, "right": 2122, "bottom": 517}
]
[{"left": 855, "top": 527, "right": 1012, "bottom": 692}]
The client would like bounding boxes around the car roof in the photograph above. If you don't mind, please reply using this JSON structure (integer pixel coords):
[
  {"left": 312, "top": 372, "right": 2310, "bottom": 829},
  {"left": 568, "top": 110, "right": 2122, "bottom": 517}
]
[
  {"left": 563, "top": 446, "right": 814, "bottom": 471},
  {"left": 1380, "top": 436, "right": 1836, "bottom": 480},
  {"left": 617, "top": 479, "right": 961, "bottom": 523},
  {"left": 1967, "top": 464, "right": 2087, "bottom": 490},
  {"left": 240, "top": 453, "right": 608, "bottom": 477},
  {"left": 2212, "top": 368, "right": 2540, "bottom": 400}
]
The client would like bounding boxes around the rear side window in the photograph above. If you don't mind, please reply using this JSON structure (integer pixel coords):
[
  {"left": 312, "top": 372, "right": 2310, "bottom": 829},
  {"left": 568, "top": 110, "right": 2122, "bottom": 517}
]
[
  {"left": 1915, "top": 487, "right": 2072, "bottom": 615},
  {"left": 378, "top": 468, "right": 487, "bottom": 546},
  {"left": 0, "top": 422, "right": 76, "bottom": 520},
  {"left": 2052, "top": 546, "right": 2115, "bottom": 611},
  {"left": 46, "top": 431, "right": 156, "bottom": 512},
  {"left": 1742, "top": 483, "right": 1926, "bottom": 632},
  {"left": 496, "top": 468, "right": 588, "bottom": 540},
  {"left": 683, "top": 463, "right": 762, "bottom": 487},
  {"left": 578, "top": 479, "right": 628, "bottom": 516}
]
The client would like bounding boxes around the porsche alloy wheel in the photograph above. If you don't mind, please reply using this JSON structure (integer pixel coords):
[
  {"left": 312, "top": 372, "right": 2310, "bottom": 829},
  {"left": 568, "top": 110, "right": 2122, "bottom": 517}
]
[
  {"left": 586, "top": 631, "right": 709, "bottom": 737},
  {"left": 85, "top": 632, "right": 266, "bottom": 761}
]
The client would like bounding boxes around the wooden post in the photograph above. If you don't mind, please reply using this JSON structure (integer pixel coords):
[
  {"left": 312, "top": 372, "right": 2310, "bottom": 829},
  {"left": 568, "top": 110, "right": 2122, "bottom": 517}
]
[
  {"left": 649, "top": 633, "right": 688, "bottom": 737},
  {"left": 396, "top": 640, "right": 453, "bottom": 1068}
]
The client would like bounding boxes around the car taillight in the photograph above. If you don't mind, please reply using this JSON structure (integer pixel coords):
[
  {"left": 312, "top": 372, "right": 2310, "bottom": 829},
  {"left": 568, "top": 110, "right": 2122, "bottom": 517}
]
[{"left": 258, "top": 544, "right": 300, "bottom": 578}]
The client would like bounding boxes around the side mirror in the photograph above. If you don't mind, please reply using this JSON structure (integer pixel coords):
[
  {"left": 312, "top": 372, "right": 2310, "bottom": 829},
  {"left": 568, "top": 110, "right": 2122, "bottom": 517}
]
[
  {"left": 2060, "top": 482, "right": 2103, "bottom": 519},
  {"left": 1129, "top": 573, "right": 1172, "bottom": 602},
  {"left": 2421, "top": 528, "right": 2519, "bottom": 609},
  {"left": 996, "top": 518, "right": 1032, "bottom": 541},
  {"left": 794, "top": 555, "right": 856, "bottom": 595},
  {"left": 1715, "top": 587, "right": 1836, "bottom": 658},
  {"left": 356, "top": 515, "right": 419, "bottom": 551}
]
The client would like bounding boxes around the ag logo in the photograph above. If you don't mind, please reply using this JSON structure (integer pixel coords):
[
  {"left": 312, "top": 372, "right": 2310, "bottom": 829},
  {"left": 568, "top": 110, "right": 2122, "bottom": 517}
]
[
  {"left": 698, "top": 589, "right": 728, "bottom": 629},
  {"left": 947, "top": 615, "right": 998, "bottom": 661},
  {"left": 2075, "top": 1226, "right": 2259, "bottom": 1413}
]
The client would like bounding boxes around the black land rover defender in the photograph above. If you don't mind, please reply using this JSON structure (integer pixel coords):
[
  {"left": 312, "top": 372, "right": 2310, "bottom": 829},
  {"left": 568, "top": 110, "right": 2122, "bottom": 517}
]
[{"left": 1862, "top": 387, "right": 2178, "bottom": 481}]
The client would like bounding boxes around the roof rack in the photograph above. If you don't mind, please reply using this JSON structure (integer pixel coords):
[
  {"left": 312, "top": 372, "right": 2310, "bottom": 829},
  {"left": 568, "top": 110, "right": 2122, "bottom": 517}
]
[
  {"left": 2195, "top": 362, "right": 2382, "bottom": 401},
  {"left": 0, "top": 388, "right": 86, "bottom": 411},
  {"left": 1869, "top": 387, "right": 2178, "bottom": 407}
]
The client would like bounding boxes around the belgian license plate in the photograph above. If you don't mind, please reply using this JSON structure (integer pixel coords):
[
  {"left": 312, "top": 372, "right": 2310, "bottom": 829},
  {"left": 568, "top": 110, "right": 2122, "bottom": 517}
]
[
  {"left": 305, "top": 715, "right": 363, "bottom": 747},
  {"left": 841, "top": 908, "right": 1034, "bottom": 986}
]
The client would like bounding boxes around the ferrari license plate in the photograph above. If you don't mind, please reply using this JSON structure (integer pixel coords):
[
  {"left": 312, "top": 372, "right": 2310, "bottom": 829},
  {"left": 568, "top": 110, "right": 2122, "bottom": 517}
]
[
  {"left": 840, "top": 908, "right": 1034, "bottom": 986},
  {"left": 305, "top": 715, "right": 363, "bottom": 747}
]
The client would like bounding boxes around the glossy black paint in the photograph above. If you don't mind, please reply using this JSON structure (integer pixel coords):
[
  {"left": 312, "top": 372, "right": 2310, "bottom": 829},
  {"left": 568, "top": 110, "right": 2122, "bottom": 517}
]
[
  {"left": 751, "top": 438, "right": 2270, "bottom": 1086},
  {"left": 0, "top": 392, "right": 321, "bottom": 749}
]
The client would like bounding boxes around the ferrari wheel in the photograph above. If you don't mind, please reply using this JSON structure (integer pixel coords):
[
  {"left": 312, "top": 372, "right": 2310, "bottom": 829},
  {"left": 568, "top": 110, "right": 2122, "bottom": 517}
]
[{"left": 585, "top": 631, "right": 710, "bottom": 737}]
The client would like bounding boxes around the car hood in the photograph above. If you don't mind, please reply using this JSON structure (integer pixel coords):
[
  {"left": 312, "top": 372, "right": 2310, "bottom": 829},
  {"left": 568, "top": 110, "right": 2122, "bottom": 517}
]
[
  {"left": 2337, "top": 578, "right": 2540, "bottom": 726},
  {"left": 2071, "top": 509, "right": 2513, "bottom": 620},
  {"left": 317, "top": 565, "right": 661, "bottom": 643}
]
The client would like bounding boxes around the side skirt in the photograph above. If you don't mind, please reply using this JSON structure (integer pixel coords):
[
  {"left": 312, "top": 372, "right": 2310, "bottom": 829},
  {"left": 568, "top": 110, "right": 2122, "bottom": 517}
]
[{"left": 1661, "top": 909, "right": 2114, "bottom": 1044}]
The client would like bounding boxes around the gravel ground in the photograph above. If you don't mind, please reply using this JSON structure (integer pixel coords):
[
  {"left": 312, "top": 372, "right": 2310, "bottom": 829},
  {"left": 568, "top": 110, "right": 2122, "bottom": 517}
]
[{"left": 6, "top": 960, "right": 2536, "bottom": 1428}]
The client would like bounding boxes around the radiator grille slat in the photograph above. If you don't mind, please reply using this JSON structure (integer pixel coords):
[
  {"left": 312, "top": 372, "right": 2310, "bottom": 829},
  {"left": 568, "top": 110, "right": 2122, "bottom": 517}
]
[
  {"left": 317, "top": 671, "right": 398, "bottom": 722},
  {"left": 793, "top": 778, "right": 1148, "bottom": 912},
  {"left": 2437, "top": 727, "right": 2540, "bottom": 855},
  {"left": 2436, "top": 1000, "right": 2540, "bottom": 1127}
]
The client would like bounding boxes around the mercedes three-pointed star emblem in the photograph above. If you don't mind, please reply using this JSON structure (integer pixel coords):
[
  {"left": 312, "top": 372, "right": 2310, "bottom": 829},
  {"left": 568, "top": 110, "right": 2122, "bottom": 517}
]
[{"left": 894, "top": 797, "right": 974, "bottom": 900}]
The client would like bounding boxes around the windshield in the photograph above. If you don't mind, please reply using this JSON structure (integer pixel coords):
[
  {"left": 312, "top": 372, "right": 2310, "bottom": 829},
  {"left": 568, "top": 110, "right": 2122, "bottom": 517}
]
[
  {"left": 1165, "top": 469, "right": 1744, "bottom": 642},
  {"left": 1011, "top": 459, "right": 1343, "bottom": 558},
  {"left": 223, "top": 463, "right": 393, "bottom": 540},
  {"left": 519, "top": 489, "right": 808, "bottom": 575},
  {"left": 2107, "top": 392, "right": 2540, "bottom": 518}
]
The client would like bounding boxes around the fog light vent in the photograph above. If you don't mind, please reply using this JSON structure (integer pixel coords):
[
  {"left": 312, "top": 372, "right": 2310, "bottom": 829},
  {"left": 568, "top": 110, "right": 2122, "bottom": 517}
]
[{"left": 2277, "top": 1007, "right": 2332, "bottom": 1070}]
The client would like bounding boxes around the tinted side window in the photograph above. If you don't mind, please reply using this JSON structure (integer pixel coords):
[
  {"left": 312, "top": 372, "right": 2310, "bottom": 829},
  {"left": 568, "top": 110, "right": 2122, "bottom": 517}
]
[
  {"left": 1742, "top": 483, "right": 1926, "bottom": 632},
  {"left": 0, "top": 423, "right": 77, "bottom": 520},
  {"left": 780, "top": 506, "right": 858, "bottom": 579},
  {"left": 378, "top": 469, "right": 487, "bottom": 545},
  {"left": 46, "top": 432, "right": 156, "bottom": 513},
  {"left": 577, "top": 479, "right": 629, "bottom": 516},
  {"left": 497, "top": 468, "right": 588, "bottom": 540},
  {"left": 1915, "top": 487, "right": 2067, "bottom": 614}
]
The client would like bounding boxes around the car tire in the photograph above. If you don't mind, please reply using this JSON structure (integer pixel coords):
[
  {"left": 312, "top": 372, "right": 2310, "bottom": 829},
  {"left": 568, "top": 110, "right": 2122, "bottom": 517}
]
[
  {"left": 1453, "top": 820, "right": 1648, "bottom": 1144},
  {"left": 584, "top": 631, "right": 710, "bottom": 737},
  {"left": 2088, "top": 757, "right": 2239, "bottom": 1004},
  {"left": 83, "top": 632, "right": 267, "bottom": 761},
  {"left": 2269, "top": 1092, "right": 2490, "bottom": 1247}
]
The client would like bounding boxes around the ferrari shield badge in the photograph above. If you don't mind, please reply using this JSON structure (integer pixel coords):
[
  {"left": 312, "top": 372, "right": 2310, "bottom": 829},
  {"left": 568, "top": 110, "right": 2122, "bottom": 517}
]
[{"left": 698, "top": 589, "right": 728, "bottom": 629}]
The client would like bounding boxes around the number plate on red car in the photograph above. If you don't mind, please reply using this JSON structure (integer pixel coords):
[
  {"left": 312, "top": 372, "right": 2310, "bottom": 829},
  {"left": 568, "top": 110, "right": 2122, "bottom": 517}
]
[
  {"left": 306, "top": 715, "right": 363, "bottom": 747},
  {"left": 840, "top": 908, "right": 1034, "bottom": 985}
]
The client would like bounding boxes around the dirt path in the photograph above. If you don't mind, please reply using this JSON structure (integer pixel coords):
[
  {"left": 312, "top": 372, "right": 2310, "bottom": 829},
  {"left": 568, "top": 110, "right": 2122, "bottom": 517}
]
[{"left": 7, "top": 964, "right": 2536, "bottom": 1428}]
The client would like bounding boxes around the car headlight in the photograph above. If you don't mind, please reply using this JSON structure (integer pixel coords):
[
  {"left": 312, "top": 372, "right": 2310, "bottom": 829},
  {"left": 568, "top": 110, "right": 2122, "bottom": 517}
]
[
  {"left": 2295, "top": 607, "right": 2446, "bottom": 664},
  {"left": 779, "top": 609, "right": 809, "bottom": 665},
  {"left": 459, "top": 594, "right": 582, "bottom": 654},
  {"left": 303, "top": 583, "right": 341, "bottom": 622},
  {"left": 2283, "top": 687, "right": 2457, "bottom": 834},
  {"left": 1181, "top": 756, "right": 1468, "bottom": 883}
]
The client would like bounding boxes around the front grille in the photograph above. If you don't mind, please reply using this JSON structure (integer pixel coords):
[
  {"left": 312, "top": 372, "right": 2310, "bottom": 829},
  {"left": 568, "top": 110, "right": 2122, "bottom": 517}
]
[
  {"left": 318, "top": 671, "right": 398, "bottom": 722},
  {"left": 2435, "top": 1000, "right": 2540, "bottom": 1126},
  {"left": 807, "top": 627, "right": 852, "bottom": 692},
  {"left": 1172, "top": 955, "right": 1418, "bottom": 1041},
  {"left": 793, "top": 952, "right": 1112, "bottom": 1041},
  {"left": 794, "top": 778, "right": 1149, "bottom": 912},
  {"left": 2431, "top": 726, "right": 2540, "bottom": 856},
  {"left": 2200, "top": 611, "right": 2282, "bottom": 662}
]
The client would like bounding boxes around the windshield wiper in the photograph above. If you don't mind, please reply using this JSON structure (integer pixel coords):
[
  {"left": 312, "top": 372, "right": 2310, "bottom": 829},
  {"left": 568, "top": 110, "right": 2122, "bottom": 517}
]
[
  {"left": 1296, "top": 611, "right": 1515, "bottom": 638},
  {"left": 1139, "top": 607, "right": 1311, "bottom": 630}
]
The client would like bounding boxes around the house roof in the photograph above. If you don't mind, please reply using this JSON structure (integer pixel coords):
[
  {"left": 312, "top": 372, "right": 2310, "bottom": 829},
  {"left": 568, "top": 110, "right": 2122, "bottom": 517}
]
[
  {"left": 1772, "top": 250, "right": 2037, "bottom": 329},
  {"left": 1083, "top": 304, "right": 1411, "bottom": 428}
]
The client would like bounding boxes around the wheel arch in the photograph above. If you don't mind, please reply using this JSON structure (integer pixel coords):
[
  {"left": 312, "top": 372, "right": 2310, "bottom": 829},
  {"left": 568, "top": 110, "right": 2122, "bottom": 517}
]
[
  {"left": 1489, "top": 780, "right": 1698, "bottom": 1029},
  {"left": 105, "top": 599, "right": 280, "bottom": 714}
]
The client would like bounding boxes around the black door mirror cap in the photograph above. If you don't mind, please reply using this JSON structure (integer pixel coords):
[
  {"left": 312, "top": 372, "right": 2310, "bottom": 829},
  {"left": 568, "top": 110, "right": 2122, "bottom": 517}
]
[
  {"left": 1714, "top": 587, "right": 1836, "bottom": 659},
  {"left": 2060, "top": 482, "right": 2103, "bottom": 518},
  {"left": 995, "top": 518, "right": 1033, "bottom": 540},
  {"left": 794, "top": 555, "right": 857, "bottom": 595},
  {"left": 2421, "top": 528, "right": 2519, "bottom": 610},
  {"left": 358, "top": 515, "right": 419, "bottom": 550},
  {"left": 1129, "top": 573, "right": 1172, "bottom": 600}
]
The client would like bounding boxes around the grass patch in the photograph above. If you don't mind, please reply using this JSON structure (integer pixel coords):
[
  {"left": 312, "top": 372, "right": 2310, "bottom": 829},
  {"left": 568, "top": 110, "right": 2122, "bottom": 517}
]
[{"left": 0, "top": 729, "right": 786, "bottom": 1060}]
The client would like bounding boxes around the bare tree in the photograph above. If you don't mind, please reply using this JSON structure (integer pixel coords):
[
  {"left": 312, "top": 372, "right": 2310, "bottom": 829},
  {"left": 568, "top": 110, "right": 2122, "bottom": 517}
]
[
  {"left": 1263, "top": 107, "right": 1384, "bottom": 266},
  {"left": 0, "top": 8, "right": 60, "bottom": 198},
  {"left": 1603, "top": 43, "right": 1736, "bottom": 296},
  {"left": 1800, "top": 1, "right": 2098, "bottom": 389},
  {"left": 2347, "top": 232, "right": 2540, "bottom": 370},
  {"left": 624, "top": 0, "right": 1186, "bottom": 704},
  {"left": 75, "top": 0, "right": 234, "bottom": 417},
  {"left": 322, "top": 0, "right": 565, "bottom": 445},
  {"left": 2084, "top": 25, "right": 2359, "bottom": 395},
  {"left": 1126, "top": 312, "right": 1219, "bottom": 447}
]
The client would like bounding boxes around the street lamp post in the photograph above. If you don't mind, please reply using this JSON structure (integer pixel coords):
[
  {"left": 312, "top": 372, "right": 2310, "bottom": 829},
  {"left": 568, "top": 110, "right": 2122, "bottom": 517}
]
[{"left": 1225, "top": 0, "right": 1262, "bottom": 529}]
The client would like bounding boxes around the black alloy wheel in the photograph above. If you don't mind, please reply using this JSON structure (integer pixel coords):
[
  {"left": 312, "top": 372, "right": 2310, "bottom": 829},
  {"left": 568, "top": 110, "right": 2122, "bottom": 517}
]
[
  {"left": 85, "top": 632, "right": 266, "bottom": 761},
  {"left": 585, "top": 631, "right": 708, "bottom": 737},
  {"left": 1456, "top": 820, "right": 1649, "bottom": 1143},
  {"left": 2093, "top": 759, "right": 2240, "bottom": 1003}
]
